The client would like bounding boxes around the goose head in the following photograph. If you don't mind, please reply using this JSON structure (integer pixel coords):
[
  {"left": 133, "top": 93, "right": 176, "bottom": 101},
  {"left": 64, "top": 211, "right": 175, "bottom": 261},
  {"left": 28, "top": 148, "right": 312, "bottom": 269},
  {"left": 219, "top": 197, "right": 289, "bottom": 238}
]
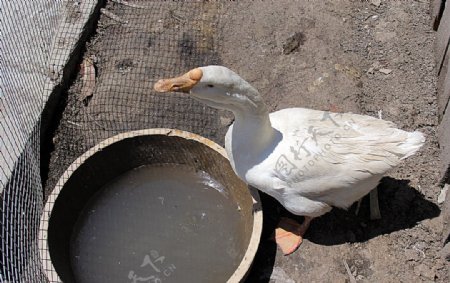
[{"left": 154, "top": 65, "right": 264, "bottom": 113}]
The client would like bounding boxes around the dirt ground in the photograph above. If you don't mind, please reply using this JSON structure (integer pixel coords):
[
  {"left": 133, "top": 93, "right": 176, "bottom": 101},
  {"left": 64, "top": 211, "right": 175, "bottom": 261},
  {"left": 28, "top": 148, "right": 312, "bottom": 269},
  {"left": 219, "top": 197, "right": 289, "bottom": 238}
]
[{"left": 46, "top": 0, "right": 449, "bottom": 282}]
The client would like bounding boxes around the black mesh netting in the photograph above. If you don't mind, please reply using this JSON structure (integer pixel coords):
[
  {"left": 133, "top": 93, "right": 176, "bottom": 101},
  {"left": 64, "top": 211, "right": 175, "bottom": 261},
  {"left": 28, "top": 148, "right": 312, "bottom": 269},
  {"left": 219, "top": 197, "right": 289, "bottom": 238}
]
[
  {"left": 1, "top": 1, "right": 228, "bottom": 282},
  {"left": 45, "top": 0, "right": 226, "bottom": 196}
]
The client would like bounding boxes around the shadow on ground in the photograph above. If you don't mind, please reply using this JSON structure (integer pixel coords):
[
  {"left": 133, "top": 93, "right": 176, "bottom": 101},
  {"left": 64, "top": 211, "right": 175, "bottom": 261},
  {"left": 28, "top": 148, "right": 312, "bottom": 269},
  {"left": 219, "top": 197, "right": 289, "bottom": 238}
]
[
  {"left": 245, "top": 192, "right": 279, "bottom": 283},
  {"left": 309, "top": 177, "right": 440, "bottom": 245},
  {"left": 245, "top": 177, "right": 440, "bottom": 281}
]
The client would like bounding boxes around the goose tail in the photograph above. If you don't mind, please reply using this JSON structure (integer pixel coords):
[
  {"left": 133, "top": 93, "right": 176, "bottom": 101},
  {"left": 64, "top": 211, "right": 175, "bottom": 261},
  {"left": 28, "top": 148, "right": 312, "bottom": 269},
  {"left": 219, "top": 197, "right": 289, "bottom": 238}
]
[{"left": 400, "top": 131, "right": 426, "bottom": 160}]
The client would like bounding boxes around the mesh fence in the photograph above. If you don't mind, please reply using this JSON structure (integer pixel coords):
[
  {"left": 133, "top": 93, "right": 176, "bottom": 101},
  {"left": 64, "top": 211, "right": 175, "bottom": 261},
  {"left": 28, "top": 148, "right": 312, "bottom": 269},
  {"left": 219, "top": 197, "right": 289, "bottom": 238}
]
[
  {"left": 44, "top": 0, "right": 225, "bottom": 197},
  {"left": 1, "top": 1, "right": 65, "bottom": 282},
  {"left": 1, "top": 0, "right": 224, "bottom": 282}
]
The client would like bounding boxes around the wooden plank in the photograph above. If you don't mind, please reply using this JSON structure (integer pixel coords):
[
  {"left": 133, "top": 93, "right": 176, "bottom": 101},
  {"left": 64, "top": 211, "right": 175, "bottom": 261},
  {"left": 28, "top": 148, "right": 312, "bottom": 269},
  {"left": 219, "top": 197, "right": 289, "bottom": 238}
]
[
  {"left": 432, "top": 0, "right": 444, "bottom": 30},
  {"left": 438, "top": 47, "right": 450, "bottom": 120},
  {"left": 436, "top": 0, "right": 450, "bottom": 74},
  {"left": 439, "top": 28, "right": 450, "bottom": 181},
  {"left": 439, "top": 96, "right": 450, "bottom": 182}
]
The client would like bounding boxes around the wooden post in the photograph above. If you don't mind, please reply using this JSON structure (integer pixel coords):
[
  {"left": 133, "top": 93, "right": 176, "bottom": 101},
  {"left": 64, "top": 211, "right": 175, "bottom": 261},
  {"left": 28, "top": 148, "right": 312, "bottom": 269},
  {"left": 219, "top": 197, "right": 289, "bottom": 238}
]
[
  {"left": 435, "top": 0, "right": 450, "bottom": 260},
  {"left": 436, "top": 0, "right": 450, "bottom": 182}
]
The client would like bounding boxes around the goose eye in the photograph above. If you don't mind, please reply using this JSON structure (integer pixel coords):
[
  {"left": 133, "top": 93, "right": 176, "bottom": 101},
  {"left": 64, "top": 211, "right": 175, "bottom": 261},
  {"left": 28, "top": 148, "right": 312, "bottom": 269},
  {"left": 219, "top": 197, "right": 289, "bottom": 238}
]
[{"left": 207, "top": 84, "right": 214, "bottom": 88}]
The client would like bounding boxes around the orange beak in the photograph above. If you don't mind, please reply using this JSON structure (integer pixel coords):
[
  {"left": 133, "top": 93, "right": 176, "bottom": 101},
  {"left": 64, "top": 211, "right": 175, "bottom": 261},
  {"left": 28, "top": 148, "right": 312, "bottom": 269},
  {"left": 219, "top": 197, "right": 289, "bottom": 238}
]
[{"left": 153, "top": 68, "right": 203, "bottom": 93}]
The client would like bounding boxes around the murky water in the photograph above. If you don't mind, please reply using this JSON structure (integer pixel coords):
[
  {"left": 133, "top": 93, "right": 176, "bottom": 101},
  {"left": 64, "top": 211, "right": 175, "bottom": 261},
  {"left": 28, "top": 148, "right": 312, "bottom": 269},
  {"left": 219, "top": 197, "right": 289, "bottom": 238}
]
[{"left": 70, "top": 164, "right": 246, "bottom": 283}]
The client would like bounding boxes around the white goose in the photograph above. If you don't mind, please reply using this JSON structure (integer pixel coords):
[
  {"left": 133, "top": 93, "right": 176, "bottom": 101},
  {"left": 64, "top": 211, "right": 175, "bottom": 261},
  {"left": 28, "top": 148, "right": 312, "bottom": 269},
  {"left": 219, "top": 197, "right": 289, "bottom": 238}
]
[{"left": 154, "top": 66, "right": 425, "bottom": 255}]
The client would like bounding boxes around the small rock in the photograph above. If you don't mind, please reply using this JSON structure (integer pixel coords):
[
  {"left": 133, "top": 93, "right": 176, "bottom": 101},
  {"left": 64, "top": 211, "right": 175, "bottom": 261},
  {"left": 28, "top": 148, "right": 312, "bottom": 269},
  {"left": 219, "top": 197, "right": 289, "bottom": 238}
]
[
  {"left": 413, "top": 241, "right": 427, "bottom": 253},
  {"left": 282, "top": 32, "right": 306, "bottom": 55},
  {"left": 379, "top": 68, "right": 392, "bottom": 75},
  {"left": 367, "top": 67, "right": 375, "bottom": 74},
  {"left": 437, "top": 184, "right": 448, "bottom": 204},
  {"left": 313, "top": 76, "right": 325, "bottom": 86},
  {"left": 371, "top": 15, "right": 379, "bottom": 20},
  {"left": 405, "top": 249, "right": 419, "bottom": 261},
  {"left": 371, "top": 0, "right": 381, "bottom": 7}
]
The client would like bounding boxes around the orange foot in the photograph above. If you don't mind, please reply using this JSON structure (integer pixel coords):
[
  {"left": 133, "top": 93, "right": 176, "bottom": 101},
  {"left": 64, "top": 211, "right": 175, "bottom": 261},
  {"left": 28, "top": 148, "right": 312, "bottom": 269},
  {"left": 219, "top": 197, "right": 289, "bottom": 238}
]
[{"left": 274, "top": 216, "right": 313, "bottom": 255}]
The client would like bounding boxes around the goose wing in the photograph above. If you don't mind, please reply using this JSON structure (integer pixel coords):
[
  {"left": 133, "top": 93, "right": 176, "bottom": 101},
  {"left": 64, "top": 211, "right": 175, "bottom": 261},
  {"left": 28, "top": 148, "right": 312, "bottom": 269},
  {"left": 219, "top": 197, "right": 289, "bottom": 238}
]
[{"left": 266, "top": 108, "right": 424, "bottom": 207}]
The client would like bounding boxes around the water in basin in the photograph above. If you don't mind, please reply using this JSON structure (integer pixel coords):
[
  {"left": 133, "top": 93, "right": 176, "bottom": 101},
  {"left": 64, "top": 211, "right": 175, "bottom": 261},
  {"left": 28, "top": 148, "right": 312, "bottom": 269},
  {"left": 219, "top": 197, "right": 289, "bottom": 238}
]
[{"left": 70, "top": 164, "right": 247, "bottom": 283}]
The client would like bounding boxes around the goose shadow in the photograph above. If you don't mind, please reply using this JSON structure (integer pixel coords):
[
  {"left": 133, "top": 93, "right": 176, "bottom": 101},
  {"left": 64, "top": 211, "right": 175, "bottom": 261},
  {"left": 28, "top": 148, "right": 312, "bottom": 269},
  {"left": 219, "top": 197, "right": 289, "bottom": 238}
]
[
  {"left": 245, "top": 177, "right": 440, "bottom": 281},
  {"left": 245, "top": 191, "right": 279, "bottom": 283},
  {"left": 303, "top": 177, "right": 440, "bottom": 245}
]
